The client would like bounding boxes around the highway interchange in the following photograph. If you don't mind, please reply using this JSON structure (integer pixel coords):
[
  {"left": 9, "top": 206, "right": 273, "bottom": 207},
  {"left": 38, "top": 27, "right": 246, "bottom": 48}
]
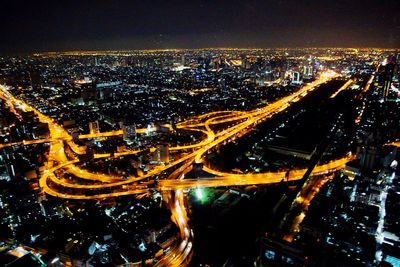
[{"left": 0, "top": 70, "right": 382, "bottom": 266}]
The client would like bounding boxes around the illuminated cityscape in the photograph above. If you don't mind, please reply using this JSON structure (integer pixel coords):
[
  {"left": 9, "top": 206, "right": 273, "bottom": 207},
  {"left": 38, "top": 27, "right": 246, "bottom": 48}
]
[{"left": 1, "top": 1, "right": 400, "bottom": 267}]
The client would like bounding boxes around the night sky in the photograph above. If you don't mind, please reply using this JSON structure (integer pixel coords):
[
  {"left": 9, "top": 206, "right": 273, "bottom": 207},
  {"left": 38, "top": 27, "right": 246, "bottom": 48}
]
[{"left": 1, "top": 0, "right": 400, "bottom": 53}]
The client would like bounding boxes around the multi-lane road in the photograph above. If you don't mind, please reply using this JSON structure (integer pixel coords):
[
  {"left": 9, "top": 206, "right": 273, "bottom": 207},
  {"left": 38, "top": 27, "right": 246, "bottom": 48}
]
[
  {"left": 0, "top": 70, "right": 375, "bottom": 266},
  {"left": 0, "top": 70, "right": 343, "bottom": 199}
]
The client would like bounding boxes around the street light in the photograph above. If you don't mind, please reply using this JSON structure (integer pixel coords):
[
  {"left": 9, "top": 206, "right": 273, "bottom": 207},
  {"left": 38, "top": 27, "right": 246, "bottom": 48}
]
[{"left": 195, "top": 187, "right": 204, "bottom": 201}]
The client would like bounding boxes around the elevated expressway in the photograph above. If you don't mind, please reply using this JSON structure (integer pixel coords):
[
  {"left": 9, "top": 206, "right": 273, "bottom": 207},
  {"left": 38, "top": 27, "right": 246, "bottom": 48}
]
[
  {"left": 0, "top": 70, "right": 348, "bottom": 199},
  {"left": 1, "top": 70, "right": 361, "bottom": 266}
]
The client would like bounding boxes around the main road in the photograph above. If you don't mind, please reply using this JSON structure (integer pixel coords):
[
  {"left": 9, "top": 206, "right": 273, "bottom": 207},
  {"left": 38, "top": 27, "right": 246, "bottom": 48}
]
[{"left": 1, "top": 70, "right": 358, "bottom": 266}]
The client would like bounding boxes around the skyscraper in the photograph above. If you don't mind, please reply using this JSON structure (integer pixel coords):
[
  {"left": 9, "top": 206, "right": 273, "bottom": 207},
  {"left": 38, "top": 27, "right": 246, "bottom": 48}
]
[
  {"left": 292, "top": 72, "right": 301, "bottom": 84},
  {"left": 181, "top": 54, "right": 186, "bottom": 66},
  {"left": 382, "top": 57, "right": 396, "bottom": 100},
  {"left": 303, "top": 66, "right": 313, "bottom": 78}
]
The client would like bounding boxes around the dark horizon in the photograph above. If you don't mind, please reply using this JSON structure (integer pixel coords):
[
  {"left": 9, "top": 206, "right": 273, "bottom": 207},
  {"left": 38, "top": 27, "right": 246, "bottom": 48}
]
[
  {"left": 2, "top": 0, "right": 400, "bottom": 54},
  {"left": 5, "top": 45, "right": 400, "bottom": 57},
  {"left": 3, "top": 34, "right": 400, "bottom": 56}
]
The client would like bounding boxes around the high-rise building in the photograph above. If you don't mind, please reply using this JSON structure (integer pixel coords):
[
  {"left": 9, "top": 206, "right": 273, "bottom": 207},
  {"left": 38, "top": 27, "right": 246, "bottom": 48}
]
[
  {"left": 0, "top": 154, "right": 11, "bottom": 181},
  {"left": 1, "top": 151, "right": 16, "bottom": 180},
  {"left": 303, "top": 66, "right": 313, "bottom": 78},
  {"left": 121, "top": 122, "right": 137, "bottom": 144},
  {"left": 381, "top": 56, "right": 396, "bottom": 100},
  {"left": 181, "top": 54, "right": 186, "bottom": 66},
  {"left": 359, "top": 132, "right": 382, "bottom": 171},
  {"left": 28, "top": 69, "right": 42, "bottom": 90},
  {"left": 360, "top": 145, "right": 380, "bottom": 170},
  {"left": 77, "top": 80, "right": 97, "bottom": 105},
  {"left": 292, "top": 72, "right": 301, "bottom": 84},
  {"left": 158, "top": 144, "right": 169, "bottom": 163},
  {"left": 96, "top": 81, "right": 121, "bottom": 100},
  {"left": 89, "top": 121, "right": 100, "bottom": 135},
  {"left": 241, "top": 57, "right": 252, "bottom": 70},
  {"left": 152, "top": 144, "right": 169, "bottom": 163},
  {"left": 256, "top": 238, "right": 310, "bottom": 266}
]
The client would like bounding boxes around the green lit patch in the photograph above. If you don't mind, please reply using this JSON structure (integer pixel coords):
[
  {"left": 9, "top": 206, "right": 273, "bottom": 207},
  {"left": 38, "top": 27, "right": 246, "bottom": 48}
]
[
  {"left": 196, "top": 188, "right": 204, "bottom": 200},
  {"left": 190, "top": 187, "right": 216, "bottom": 204}
]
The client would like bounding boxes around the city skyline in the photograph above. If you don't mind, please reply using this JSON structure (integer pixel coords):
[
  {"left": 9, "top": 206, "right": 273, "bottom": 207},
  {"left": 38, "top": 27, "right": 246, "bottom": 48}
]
[
  {"left": 1, "top": 1, "right": 400, "bottom": 266},
  {"left": 0, "top": 48, "right": 399, "bottom": 266}
]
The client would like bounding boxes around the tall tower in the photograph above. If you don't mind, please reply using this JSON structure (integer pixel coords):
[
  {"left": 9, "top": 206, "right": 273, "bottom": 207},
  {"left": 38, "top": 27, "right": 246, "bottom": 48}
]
[
  {"left": 181, "top": 54, "right": 185, "bottom": 66},
  {"left": 360, "top": 131, "right": 382, "bottom": 171},
  {"left": 382, "top": 57, "right": 396, "bottom": 100}
]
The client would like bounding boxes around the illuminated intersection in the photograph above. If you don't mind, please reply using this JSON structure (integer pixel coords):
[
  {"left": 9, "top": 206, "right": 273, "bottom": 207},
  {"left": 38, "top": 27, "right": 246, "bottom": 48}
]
[
  {"left": 0, "top": 70, "right": 359, "bottom": 266},
  {"left": 0, "top": 70, "right": 348, "bottom": 199}
]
